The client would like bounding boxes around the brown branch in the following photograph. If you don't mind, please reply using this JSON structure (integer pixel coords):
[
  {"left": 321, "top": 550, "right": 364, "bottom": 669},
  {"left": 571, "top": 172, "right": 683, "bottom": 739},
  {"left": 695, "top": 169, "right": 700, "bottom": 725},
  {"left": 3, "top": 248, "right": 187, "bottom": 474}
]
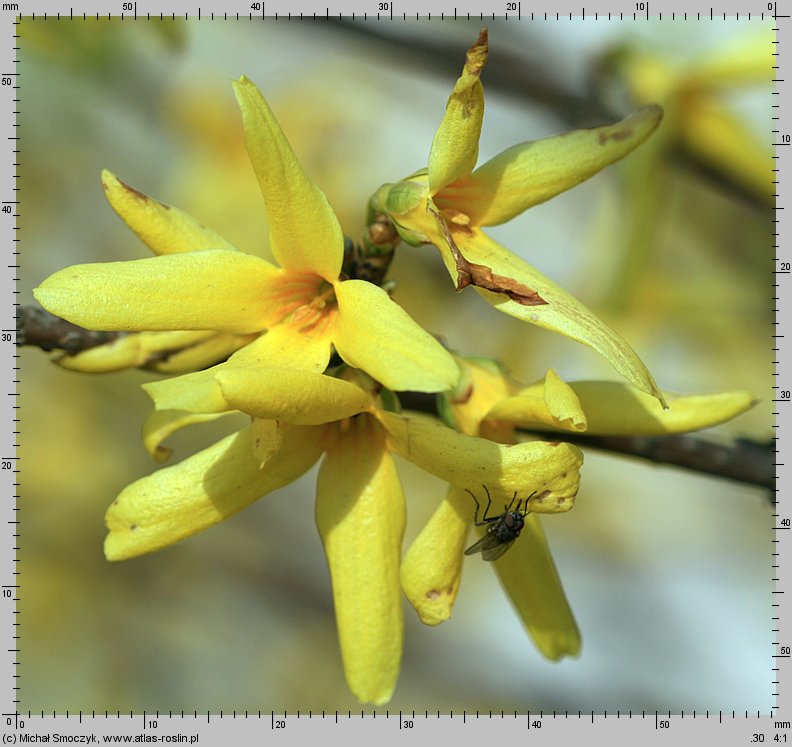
[
  {"left": 530, "top": 431, "right": 775, "bottom": 495},
  {"left": 19, "top": 306, "right": 773, "bottom": 496},
  {"left": 16, "top": 305, "right": 123, "bottom": 353},
  {"left": 397, "top": 392, "right": 773, "bottom": 496}
]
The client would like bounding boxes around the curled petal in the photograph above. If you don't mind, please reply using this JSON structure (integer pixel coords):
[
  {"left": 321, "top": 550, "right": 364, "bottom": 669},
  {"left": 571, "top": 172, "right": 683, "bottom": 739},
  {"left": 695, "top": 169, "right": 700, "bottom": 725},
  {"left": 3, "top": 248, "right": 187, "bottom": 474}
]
[
  {"left": 334, "top": 280, "right": 460, "bottom": 393},
  {"left": 379, "top": 411, "right": 581, "bottom": 509},
  {"left": 494, "top": 381, "right": 757, "bottom": 436},
  {"left": 435, "top": 106, "right": 663, "bottom": 226},
  {"left": 439, "top": 228, "right": 666, "bottom": 406},
  {"left": 33, "top": 250, "right": 279, "bottom": 333},
  {"left": 485, "top": 369, "right": 587, "bottom": 433},
  {"left": 232, "top": 76, "right": 344, "bottom": 282},
  {"left": 490, "top": 515, "right": 581, "bottom": 660},
  {"left": 315, "top": 417, "right": 405, "bottom": 705},
  {"left": 143, "top": 365, "right": 230, "bottom": 414},
  {"left": 400, "top": 485, "right": 469, "bottom": 626},
  {"left": 428, "top": 29, "right": 488, "bottom": 194},
  {"left": 105, "top": 424, "right": 325, "bottom": 560},
  {"left": 101, "top": 170, "right": 238, "bottom": 255},
  {"left": 142, "top": 408, "right": 236, "bottom": 462}
]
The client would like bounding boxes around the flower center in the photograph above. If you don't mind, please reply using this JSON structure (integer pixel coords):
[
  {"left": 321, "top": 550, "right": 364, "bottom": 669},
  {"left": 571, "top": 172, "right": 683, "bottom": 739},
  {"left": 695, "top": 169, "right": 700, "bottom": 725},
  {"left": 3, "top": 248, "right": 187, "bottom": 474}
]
[{"left": 266, "top": 270, "right": 338, "bottom": 337}]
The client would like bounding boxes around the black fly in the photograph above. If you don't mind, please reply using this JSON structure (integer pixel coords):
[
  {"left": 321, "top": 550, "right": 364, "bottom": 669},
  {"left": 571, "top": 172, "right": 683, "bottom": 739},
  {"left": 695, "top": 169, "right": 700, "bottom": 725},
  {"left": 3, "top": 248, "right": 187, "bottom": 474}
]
[{"left": 464, "top": 486, "right": 533, "bottom": 561}]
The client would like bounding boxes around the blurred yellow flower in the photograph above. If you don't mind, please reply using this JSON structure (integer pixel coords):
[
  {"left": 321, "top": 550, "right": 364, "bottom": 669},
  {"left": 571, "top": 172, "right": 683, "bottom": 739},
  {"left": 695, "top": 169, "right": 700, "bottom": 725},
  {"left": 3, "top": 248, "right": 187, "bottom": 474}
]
[
  {"left": 599, "top": 28, "right": 774, "bottom": 204},
  {"left": 595, "top": 28, "right": 774, "bottom": 310}
]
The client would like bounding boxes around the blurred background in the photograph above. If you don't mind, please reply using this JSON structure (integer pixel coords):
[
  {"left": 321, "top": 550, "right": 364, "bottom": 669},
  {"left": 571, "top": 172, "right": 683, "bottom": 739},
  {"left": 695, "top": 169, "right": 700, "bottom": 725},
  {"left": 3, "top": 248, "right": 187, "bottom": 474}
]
[{"left": 19, "top": 18, "right": 774, "bottom": 712}]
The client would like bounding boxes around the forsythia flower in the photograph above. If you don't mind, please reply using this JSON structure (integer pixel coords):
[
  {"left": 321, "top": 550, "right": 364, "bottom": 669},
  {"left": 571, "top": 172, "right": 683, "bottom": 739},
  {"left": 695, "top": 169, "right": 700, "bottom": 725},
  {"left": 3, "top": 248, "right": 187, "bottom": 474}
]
[
  {"left": 372, "top": 29, "right": 667, "bottom": 405},
  {"left": 28, "top": 30, "right": 760, "bottom": 709},
  {"left": 105, "top": 367, "right": 583, "bottom": 705},
  {"left": 34, "top": 77, "right": 459, "bottom": 394},
  {"left": 401, "top": 356, "right": 755, "bottom": 656}
]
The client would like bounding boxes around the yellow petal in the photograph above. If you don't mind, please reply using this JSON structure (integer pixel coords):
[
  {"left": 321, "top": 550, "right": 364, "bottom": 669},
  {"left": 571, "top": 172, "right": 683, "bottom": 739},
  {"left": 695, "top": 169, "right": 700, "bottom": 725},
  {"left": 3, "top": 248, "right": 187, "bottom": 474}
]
[
  {"left": 445, "top": 356, "right": 519, "bottom": 439},
  {"left": 216, "top": 367, "right": 370, "bottom": 424},
  {"left": 142, "top": 365, "right": 230, "bottom": 414},
  {"left": 379, "top": 411, "right": 581, "bottom": 509},
  {"left": 400, "top": 485, "right": 469, "bottom": 625},
  {"left": 33, "top": 250, "right": 279, "bottom": 333},
  {"left": 251, "top": 418, "right": 284, "bottom": 468},
  {"left": 435, "top": 106, "right": 663, "bottom": 226},
  {"left": 543, "top": 368, "right": 587, "bottom": 430},
  {"left": 495, "top": 381, "right": 756, "bottom": 436},
  {"left": 490, "top": 515, "right": 580, "bottom": 660},
  {"left": 428, "top": 29, "right": 487, "bottom": 194},
  {"left": 105, "top": 424, "right": 325, "bottom": 560},
  {"left": 146, "top": 332, "right": 258, "bottom": 374},
  {"left": 333, "top": 279, "right": 460, "bottom": 393},
  {"left": 142, "top": 329, "right": 337, "bottom": 415},
  {"left": 445, "top": 228, "right": 666, "bottom": 406},
  {"left": 232, "top": 76, "right": 344, "bottom": 282},
  {"left": 485, "top": 368, "right": 587, "bottom": 433},
  {"left": 54, "top": 331, "right": 215, "bottom": 373},
  {"left": 142, "top": 408, "right": 234, "bottom": 462},
  {"left": 101, "top": 170, "right": 238, "bottom": 255},
  {"left": 229, "top": 324, "right": 332, "bottom": 374},
  {"left": 315, "top": 417, "right": 405, "bottom": 705}
]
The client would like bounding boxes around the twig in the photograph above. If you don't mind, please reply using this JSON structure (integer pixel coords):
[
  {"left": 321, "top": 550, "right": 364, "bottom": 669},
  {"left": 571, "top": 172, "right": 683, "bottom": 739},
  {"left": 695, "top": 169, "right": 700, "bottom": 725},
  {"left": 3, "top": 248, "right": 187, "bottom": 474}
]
[
  {"left": 16, "top": 305, "right": 123, "bottom": 353},
  {"left": 395, "top": 391, "right": 773, "bottom": 495},
  {"left": 18, "top": 305, "right": 773, "bottom": 496},
  {"left": 531, "top": 431, "right": 775, "bottom": 494}
]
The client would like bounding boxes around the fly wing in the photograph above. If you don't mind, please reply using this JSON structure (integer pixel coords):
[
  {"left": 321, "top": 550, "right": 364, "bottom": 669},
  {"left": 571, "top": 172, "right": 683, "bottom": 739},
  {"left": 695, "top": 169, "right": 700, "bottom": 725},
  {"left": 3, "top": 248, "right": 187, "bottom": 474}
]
[
  {"left": 464, "top": 532, "right": 515, "bottom": 560},
  {"left": 464, "top": 532, "right": 498, "bottom": 557},
  {"left": 481, "top": 538, "right": 516, "bottom": 562}
]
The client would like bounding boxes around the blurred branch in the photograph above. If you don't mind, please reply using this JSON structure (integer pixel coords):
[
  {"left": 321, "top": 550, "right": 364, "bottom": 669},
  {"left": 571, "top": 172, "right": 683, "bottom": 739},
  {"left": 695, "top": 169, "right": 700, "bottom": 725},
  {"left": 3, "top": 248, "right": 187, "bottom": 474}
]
[
  {"left": 320, "top": 18, "right": 609, "bottom": 126},
  {"left": 17, "top": 305, "right": 123, "bottom": 353},
  {"left": 318, "top": 19, "right": 772, "bottom": 211}
]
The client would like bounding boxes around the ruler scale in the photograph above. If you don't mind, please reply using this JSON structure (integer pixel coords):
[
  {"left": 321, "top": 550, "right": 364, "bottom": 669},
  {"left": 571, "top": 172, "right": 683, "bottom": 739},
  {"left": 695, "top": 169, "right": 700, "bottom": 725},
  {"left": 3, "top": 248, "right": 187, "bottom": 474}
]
[{"left": 5, "top": 1, "right": 784, "bottom": 744}]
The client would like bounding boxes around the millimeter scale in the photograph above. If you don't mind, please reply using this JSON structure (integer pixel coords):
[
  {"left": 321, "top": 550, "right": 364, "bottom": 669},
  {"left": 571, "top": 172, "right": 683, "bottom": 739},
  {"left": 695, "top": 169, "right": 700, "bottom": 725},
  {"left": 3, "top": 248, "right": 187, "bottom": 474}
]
[{"left": 2, "top": 1, "right": 786, "bottom": 744}]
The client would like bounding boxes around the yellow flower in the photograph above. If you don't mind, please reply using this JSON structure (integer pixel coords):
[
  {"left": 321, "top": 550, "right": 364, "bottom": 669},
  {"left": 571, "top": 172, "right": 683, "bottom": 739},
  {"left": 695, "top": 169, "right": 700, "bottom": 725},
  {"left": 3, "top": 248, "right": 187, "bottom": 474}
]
[
  {"left": 401, "top": 358, "right": 582, "bottom": 659},
  {"left": 34, "top": 76, "right": 459, "bottom": 394},
  {"left": 372, "top": 29, "right": 666, "bottom": 405},
  {"left": 105, "top": 367, "right": 582, "bottom": 705},
  {"left": 401, "top": 357, "right": 756, "bottom": 657}
]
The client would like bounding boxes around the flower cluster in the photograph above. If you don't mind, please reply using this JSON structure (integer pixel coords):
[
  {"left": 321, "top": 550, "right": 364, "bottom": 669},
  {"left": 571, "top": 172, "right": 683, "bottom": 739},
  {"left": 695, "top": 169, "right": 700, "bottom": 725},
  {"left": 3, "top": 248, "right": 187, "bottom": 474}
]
[{"left": 33, "top": 30, "right": 754, "bottom": 705}]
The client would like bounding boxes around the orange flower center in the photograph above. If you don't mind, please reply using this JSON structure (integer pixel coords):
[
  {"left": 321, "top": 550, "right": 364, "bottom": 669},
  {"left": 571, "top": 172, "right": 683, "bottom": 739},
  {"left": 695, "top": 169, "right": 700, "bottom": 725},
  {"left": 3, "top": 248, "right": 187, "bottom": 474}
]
[{"left": 264, "top": 269, "right": 338, "bottom": 338}]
